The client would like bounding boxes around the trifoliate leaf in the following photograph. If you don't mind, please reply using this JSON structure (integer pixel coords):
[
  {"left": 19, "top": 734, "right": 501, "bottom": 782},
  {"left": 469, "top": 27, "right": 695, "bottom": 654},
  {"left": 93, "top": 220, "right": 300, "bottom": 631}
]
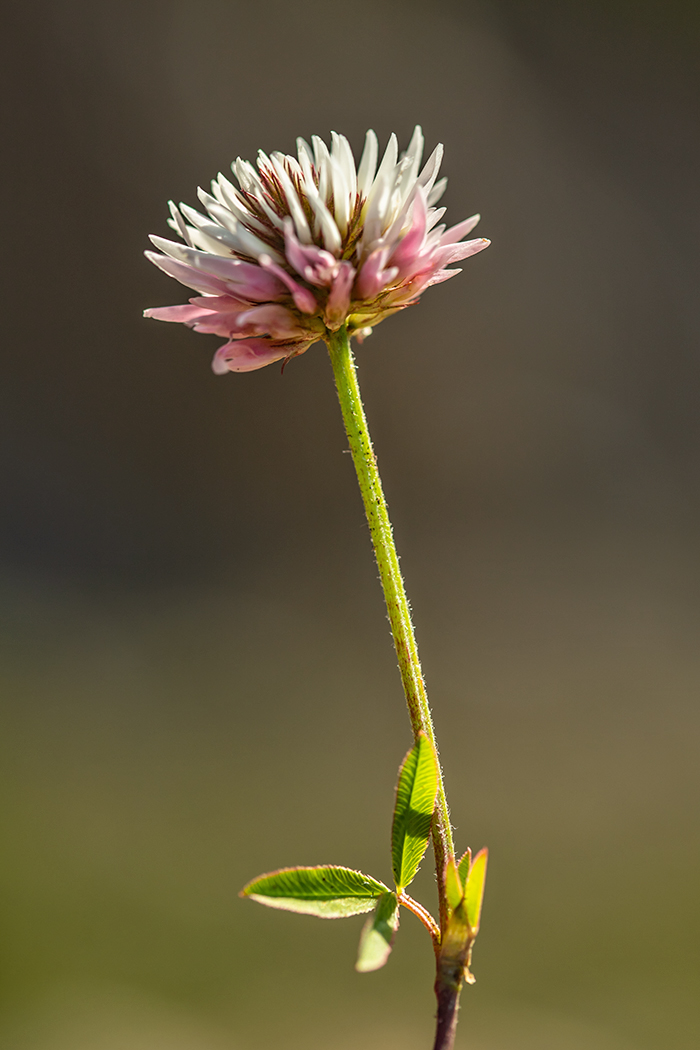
[
  {"left": 391, "top": 732, "right": 439, "bottom": 892},
  {"left": 355, "top": 891, "right": 400, "bottom": 972},
  {"left": 240, "top": 865, "right": 389, "bottom": 918},
  {"left": 464, "top": 848, "right": 488, "bottom": 932}
]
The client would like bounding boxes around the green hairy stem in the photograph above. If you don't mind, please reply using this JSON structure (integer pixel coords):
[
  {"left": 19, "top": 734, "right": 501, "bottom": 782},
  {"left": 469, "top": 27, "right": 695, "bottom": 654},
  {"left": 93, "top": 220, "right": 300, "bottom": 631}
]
[{"left": 326, "top": 325, "right": 463, "bottom": 1050}]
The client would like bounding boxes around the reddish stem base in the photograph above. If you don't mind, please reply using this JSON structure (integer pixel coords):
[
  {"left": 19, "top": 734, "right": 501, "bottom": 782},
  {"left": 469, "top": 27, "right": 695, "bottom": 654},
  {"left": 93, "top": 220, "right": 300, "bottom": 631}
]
[{"left": 432, "top": 973, "right": 463, "bottom": 1050}]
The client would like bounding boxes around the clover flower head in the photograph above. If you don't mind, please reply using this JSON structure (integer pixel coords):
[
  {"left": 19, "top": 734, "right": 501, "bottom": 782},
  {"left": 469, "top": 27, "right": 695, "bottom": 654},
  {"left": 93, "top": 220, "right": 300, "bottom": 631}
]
[{"left": 144, "top": 127, "right": 490, "bottom": 373}]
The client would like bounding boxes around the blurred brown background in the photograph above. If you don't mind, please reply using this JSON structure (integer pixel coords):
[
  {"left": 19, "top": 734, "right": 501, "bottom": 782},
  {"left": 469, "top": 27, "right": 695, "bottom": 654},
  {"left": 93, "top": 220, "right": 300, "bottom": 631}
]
[{"left": 1, "top": 1, "right": 699, "bottom": 1047}]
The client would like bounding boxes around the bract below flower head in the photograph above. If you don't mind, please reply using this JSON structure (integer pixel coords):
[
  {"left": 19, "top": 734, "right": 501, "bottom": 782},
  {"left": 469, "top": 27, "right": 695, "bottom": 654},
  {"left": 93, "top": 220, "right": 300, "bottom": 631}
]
[{"left": 144, "top": 127, "right": 490, "bottom": 373}]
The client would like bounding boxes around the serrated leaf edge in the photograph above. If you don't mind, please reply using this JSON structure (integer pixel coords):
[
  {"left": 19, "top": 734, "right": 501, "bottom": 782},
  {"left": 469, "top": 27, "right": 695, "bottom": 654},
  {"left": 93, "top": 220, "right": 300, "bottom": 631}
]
[{"left": 240, "top": 864, "right": 390, "bottom": 900}]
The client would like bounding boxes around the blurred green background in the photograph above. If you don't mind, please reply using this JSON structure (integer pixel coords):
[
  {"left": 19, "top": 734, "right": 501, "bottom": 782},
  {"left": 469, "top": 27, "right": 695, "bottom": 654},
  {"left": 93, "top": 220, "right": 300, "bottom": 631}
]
[{"left": 1, "top": 1, "right": 699, "bottom": 1047}]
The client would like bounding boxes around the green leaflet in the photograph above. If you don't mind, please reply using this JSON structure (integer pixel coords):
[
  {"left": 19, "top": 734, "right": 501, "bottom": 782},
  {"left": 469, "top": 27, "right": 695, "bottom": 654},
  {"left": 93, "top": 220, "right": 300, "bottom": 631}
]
[
  {"left": 355, "top": 891, "right": 400, "bottom": 973},
  {"left": 457, "top": 848, "right": 472, "bottom": 887},
  {"left": 391, "top": 732, "right": 439, "bottom": 892},
  {"left": 445, "top": 855, "right": 464, "bottom": 912},
  {"left": 240, "top": 865, "right": 389, "bottom": 919},
  {"left": 464, "top": 848, "right": 488, "bottom": 932}
]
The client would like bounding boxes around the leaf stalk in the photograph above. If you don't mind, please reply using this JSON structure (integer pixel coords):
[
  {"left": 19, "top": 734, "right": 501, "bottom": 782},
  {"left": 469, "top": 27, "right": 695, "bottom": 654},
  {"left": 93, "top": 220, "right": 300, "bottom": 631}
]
[{"left": 398, "top": 892, "right": 441, "bottom": 946}]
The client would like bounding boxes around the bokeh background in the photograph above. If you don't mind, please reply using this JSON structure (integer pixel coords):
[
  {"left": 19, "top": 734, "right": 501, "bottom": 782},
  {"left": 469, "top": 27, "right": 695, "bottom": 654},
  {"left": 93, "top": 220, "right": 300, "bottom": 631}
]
[{"left": 2, "top": 1, "right": 699, "bottom": 1047}]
